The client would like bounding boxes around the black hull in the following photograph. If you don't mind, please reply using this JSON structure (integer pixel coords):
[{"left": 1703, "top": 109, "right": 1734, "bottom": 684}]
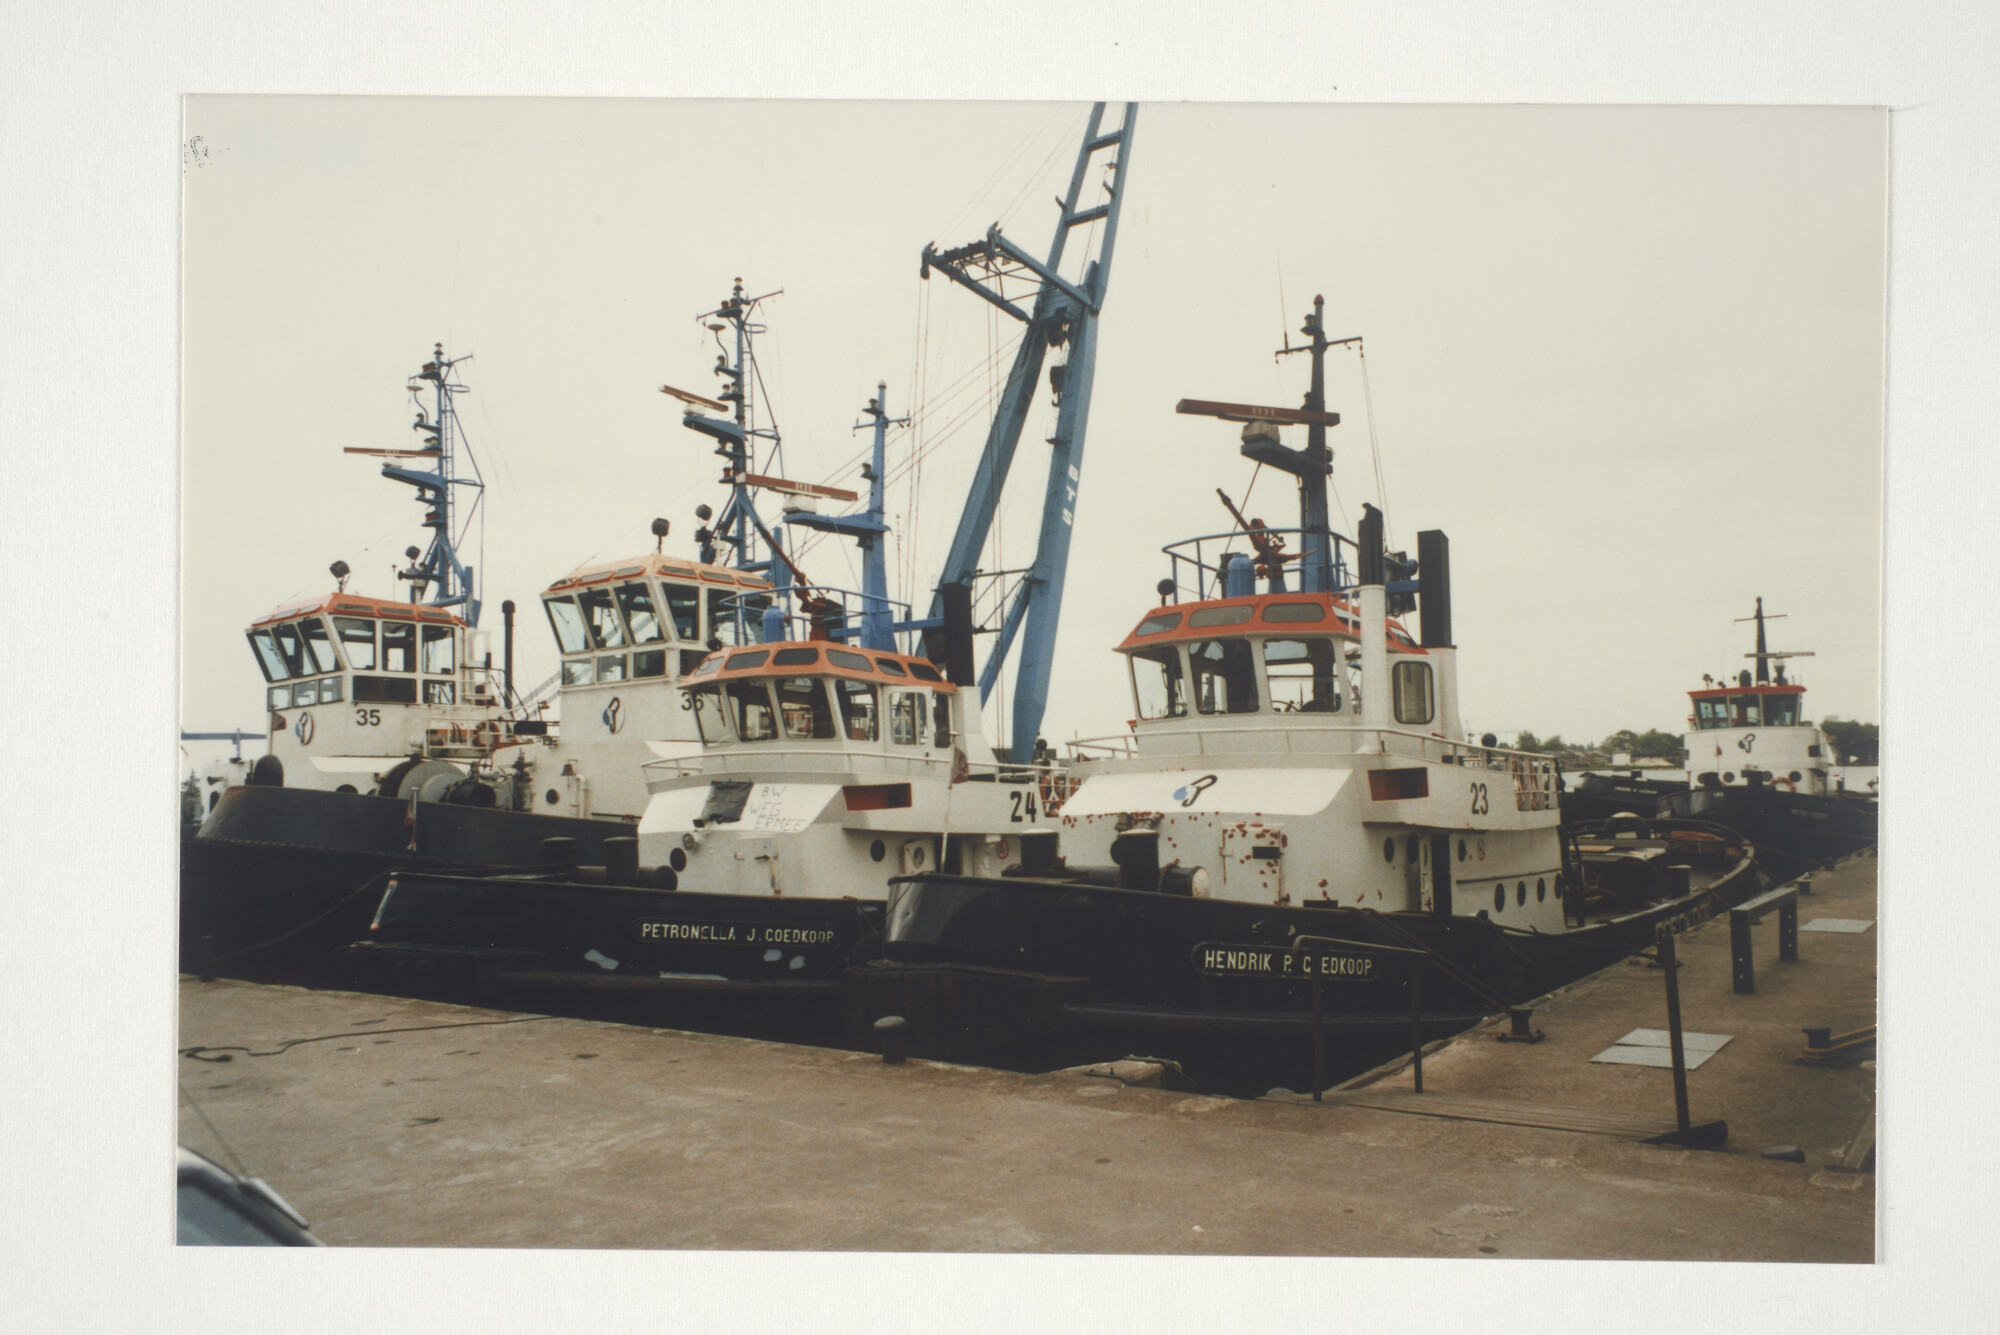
[
  {"left": 179, "top": 785, "right": 645, "bottom": 980},
  {"left": 853, "top": 860, "right": 1769, "bottom": 1096},
  {"left": 1658, "top": 785, "right": 1877, "bottom": 867},
  {"left": 1560, "top": 773, "right": 1690, "bottom": 826},
  {"left": 349, "top": 870, "right": 885, "bottom": 1047}
]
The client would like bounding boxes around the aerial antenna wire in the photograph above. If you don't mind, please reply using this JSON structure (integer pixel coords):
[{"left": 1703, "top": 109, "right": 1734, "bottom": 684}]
[{"left": 1356, "top": 340, "right": 1391, "bottom": 551}]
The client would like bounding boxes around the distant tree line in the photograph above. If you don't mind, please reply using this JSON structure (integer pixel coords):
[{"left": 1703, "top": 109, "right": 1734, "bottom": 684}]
[
  {"left": 1820, "top": 716, "right": 1879, "bottom": 765},
  {"left": 1505, "top": 718, "right": 1878, "bottom": 765}
]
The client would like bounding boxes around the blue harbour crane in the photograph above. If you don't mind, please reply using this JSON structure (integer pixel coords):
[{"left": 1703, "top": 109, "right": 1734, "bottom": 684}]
[{"left": 920, "top": 101, "right": 1137, "bottom": 761}]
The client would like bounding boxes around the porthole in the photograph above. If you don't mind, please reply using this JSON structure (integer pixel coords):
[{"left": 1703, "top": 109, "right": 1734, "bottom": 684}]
[
  {"left": 1492, "top": 884, "right": 1505, "bottom": 913},
  {"left": 1382, "top": 837, "right": 1395, "bottom": 864},
  {"left": 1406, "top": 834, "right": 1421, "bottom": 863},
  {"left": 335, "top": 784, "right": 358, "bottom": 794},
  {"left": 1457, "top": 838, "right": 1468, "bottom": 863},
  {"left": 544, "top": 788, "right": 561, "bottom": 806},
  {"left": 668, "top": 847, "right": 688, "bottom": 873},
  {"left": 1788, "top": 771, "right": 1802, "bottom": 783},
  {"left": 1724, "top": 772, "right": 1735, "bottom": 783},
  {"left": 1537, "top": 877, "right": 1547, "bottom": 902},
  {"left": 1517, "top": 881, "right": 1527, "bottom": 906},
  {"left": 870, "top": 838, "right": 887, "bottom": 863}
]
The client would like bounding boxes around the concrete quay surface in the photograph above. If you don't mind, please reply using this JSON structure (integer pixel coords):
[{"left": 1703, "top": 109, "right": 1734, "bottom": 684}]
[{"left": 176, "top": 854, "right": 1876, "bottom": 1259}]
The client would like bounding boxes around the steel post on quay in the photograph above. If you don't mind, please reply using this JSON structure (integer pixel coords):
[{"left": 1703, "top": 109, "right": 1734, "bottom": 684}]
[
  {"left": 1409, "top": 956, "right": 1423, "bottom": 1094},
  {"left": 1657, "top": 930, "right": 1692, "bottom": 1138},
  {"left": 1311, "top": 973, "right": 1324, "bottom": 1101},
  {"left": 1294, "top": 932, "right": 1429, "bottom": 1099}
]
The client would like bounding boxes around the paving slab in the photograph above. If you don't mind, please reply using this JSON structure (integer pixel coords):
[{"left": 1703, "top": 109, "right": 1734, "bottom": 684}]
[{"left": 176, "top": 853, "right": 1876, "bottom": 1260}]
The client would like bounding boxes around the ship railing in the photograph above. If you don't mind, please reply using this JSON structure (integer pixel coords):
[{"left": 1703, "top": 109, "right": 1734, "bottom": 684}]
[
  {"left": 637, "top": 749, "right": 1079, "bottom": 811},
  {"left": 1157, "top": 527, "right": 1358, "bottom": 602},
  {"left": 714, "top": 584, "right": 920, "bottom": 657},
  {"left": 1064, "top": 732, "right": 1139, "bottom": 761}
]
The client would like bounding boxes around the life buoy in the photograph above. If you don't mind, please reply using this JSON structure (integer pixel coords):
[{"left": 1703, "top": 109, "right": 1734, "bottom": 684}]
[{"left": 1037, "top": 768, "right": 1068, "bottom": 816}]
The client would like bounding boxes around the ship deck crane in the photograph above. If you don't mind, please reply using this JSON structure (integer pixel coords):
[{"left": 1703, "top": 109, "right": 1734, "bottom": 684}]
[{"left": 920, "top": 101, "right": 1137, "bottom": 762}]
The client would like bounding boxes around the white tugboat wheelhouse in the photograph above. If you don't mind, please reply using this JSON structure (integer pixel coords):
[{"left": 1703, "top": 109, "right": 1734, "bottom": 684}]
[{"left": 248, "top": 593, "right": 507, "bottom": 792}]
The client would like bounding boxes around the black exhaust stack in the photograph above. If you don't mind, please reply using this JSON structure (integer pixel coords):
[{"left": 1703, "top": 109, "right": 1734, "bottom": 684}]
[
  {"left": 1357, "top": 503, "right": 1385, "bottom": 585},
  {"left": 928, "top": 581, "right": 977, "bottom": 687},
  {"left": 1417, "top": 529, "right": 1452, "bottom": 648}
]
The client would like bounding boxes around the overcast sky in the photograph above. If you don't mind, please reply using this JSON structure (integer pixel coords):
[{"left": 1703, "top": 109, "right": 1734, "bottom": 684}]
[{"left": 183, "top": 98, "right": 1883, "bottom": 757}]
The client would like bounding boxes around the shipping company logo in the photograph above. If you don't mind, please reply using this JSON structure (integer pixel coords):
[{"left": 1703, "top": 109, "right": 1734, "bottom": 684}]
[
  {"left": 603, "top": 696, "right": 624, "bottom": 734},
  {"left": 295, "top": 711, "right": 314, "bottom": 745},
  {"left": 1173, "top": 773, "right": 1219, "bottom": 807},
  {"left": 1738, "top": 733, "right": 1756, "bottom": 753}
]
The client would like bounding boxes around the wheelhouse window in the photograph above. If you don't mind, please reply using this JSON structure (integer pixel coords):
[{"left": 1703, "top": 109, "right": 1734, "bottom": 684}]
[
  {"left": 726, "top": 679, "right": 778, "bottom": 740},
  {"left": 544, "top": 597, "right": 589, "bottom": 654},
  {"left": 775, "top": 677, "right": 838, "bottom": 740},
  {"left": 271, "top": 622, "right": 309, "bottom": 678},
  {"left": 1731, "top": 695, "right": 1762, "bottom": 726},
  {"left": 424, "top": 680, "right": 455, "bottom": 704},
  {"left": 578, "top": 586, "right": 627, "bottom": 649},
  {"left": 1131, "top": 645, "right": 1187, "bottom": 720},
  {"left": 299, "top": 618, "right": 338, "bottom": 674},
  {"left": 1696, "top": 698, "right": 1727, "bottom": 730},
  {"left": 835, "top": 679, "right": 879, "bottom": 742},
  {"left": 1190, "top": 638, "right": 1259, "bottom": 715},
  {"left": 932, "top": 691, "right": 954, "bottom": 748},
  {"left": 890, "top": 690, "right": 929, "bottom": 746},
  {"left": 597, "top": 654, "right": 627, "bottom": 682},
  {"left": 420, "top": 624, "right": 455, "bottom": 675},
  {"left": 334, "top": 617, "right": 376, "bottom": 670},
  {"left": 1391, "top": 659, "right": 1435, "bottom": 726},
  {"left": 354, "top": 676, "right": 416, "bottom": 703},
  {"left": 616, "top": 582, "right": 665, "bottom": 643},
  {"left": 687, "top": 685, "right": 731, "bottom": 743},
  {"left": 663, "top": 582, "right": 701, "bottom": 641},
  {"left": 266, "top": 685, "right": 288, "bottom": 710},
  {"left": 1264, "top": 637, "right": 1342, "bottom": 713},
  {"left": 1764, "top": 694, "right": 1800, "bottom": 726},
  {"left": 632, "top": 649, "right": 667, "bottom": 678},
  {"left": 562, "top": 659, "right": 595, "bottom": 686},
  {"left": 381, "top": 621, "right": 416, "bottom": 673},
  {"left": 247, "top": 629, "right": 290, "bottom": 682}
]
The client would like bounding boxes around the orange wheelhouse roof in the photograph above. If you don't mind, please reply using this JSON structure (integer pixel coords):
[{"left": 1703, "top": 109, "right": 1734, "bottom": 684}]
[
  {"left": 251, "top": 592, "right": 467, "bottom": 630},
  {"left": 685, "top": 642, "right": 956, "bottom": 691},
  {"left": 1115, "top": 592, "right": 1424, "bottom": 654},
  {"left": 543, "top": 553, "right": 772, "bottom": 598}
]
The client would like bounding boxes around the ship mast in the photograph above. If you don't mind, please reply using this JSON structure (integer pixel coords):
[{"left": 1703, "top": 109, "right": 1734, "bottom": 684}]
[{"left": 346, "top": 344, "right": 484, "bottom": 626}]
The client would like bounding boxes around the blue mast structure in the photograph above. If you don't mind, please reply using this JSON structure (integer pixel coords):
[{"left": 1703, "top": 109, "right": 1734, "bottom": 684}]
[
  {"left": 920, "top": 102, "right": 1136, "bottom": 761},
  {"left": 785, "top": 383, "right": 905, "bottom": 652},
  {"left": 377, "top": 344, "right": 483, "bottom": 626}
]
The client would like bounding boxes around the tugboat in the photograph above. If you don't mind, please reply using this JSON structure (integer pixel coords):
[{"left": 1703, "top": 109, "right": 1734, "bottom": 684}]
[
  {"left": 181, "top": 344, "right": 743, "bottom": 976},
  {"left": 350, "top": 106, "right": 1139, "bottom": 1039},
  {"left": 1654, "top": 599, "right": 1878, "bottom": 865},
  {"left": 848, "top": 297, "right": 1770, "bottom": 1095}
]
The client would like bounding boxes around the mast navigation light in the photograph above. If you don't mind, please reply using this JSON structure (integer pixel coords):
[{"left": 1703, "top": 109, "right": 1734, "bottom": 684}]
[
  {"left": 405, "top": 545, "right": 421, "bottom": 562},
  {"left": 695, "top": 504, "right": 713, "bottom": 521},
  {"left": 651, "top": 517, "right": 670, "bottom": 553},
  {"left": 330, "top": 559, "right": 350, "bottom": 591}
]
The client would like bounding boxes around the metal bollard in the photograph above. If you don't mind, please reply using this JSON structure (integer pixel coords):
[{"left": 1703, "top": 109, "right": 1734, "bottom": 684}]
[
  {"left": 874, "top": 1014, "right": 908, "bottom": 1065},
  {"left": 604, "top": 836, "right": 639, "bottom": 885},
  {"left": 1498, "top": 1005, "right": 1545, "bottom": 1043},
  {"left": 199, "top": 934, "right": 215, "bottom": 984},
  {"left": 541, "top": 836, "right": 579, "bottom": 868}
]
